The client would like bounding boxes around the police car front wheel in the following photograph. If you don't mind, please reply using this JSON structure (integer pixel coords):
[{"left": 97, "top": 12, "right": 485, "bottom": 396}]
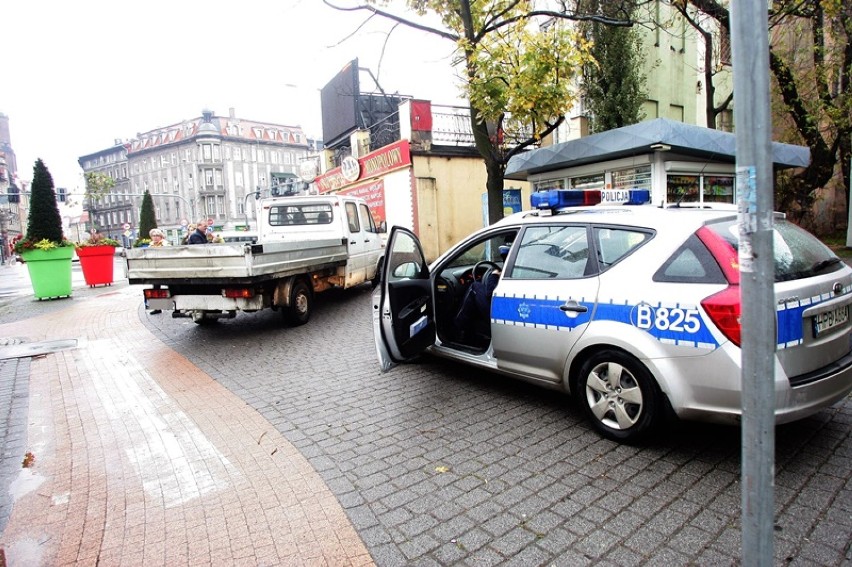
[{"left": 577, "top": 349, "right": 661, "bottom": 443}]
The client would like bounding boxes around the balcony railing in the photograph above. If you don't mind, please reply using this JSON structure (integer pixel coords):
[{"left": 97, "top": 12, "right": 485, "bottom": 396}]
[{"left": 431, "top": 105, "right": 475, "bottom": 146}]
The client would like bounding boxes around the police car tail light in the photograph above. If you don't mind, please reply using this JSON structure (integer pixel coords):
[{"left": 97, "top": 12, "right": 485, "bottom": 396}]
[
  {"left": 696, "top": 226, "right": 739, "bottom": 285},
  {"left": 701, "top": 286, "right": 741, "bottom": 346}
]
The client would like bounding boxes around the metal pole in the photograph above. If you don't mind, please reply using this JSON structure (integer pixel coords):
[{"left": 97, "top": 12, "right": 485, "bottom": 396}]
[
  {"left": 730, "top": 0, "right": 775, "bottom": 564},
  {"left": 243, "top": 189, "right": 261, "bottom": 231}
]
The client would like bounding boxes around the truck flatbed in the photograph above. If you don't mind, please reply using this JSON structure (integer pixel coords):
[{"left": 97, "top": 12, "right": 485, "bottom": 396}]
[{"left": 126, "top": 239, "right": 348, "bottom": 285}]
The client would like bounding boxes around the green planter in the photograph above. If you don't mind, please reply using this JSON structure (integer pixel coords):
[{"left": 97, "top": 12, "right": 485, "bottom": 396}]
[{"left": 21, "top": 247, "right": 74, "bottom": 300}]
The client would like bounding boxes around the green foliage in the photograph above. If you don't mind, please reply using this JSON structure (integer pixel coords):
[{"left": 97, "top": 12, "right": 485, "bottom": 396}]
[
  {"left": 468, "top": 17, "right": 592, "bottom": 141},
  {"left": 84, "top": 171, "right": 115, "bottom": 199},
  {"left": 20, "top": 159, "right": 68, "bottom": 248},
  {"left": 363, "top": 0, "right": 600, "bottom": 224},
  {"left": 136, "top": 191, "right": 158, "bottom": 245},
  {"left": 76, "top": 236, "right": 120, "bottom": 248},
  {"left": 580, "top": 0, "right": 646, "bottom": 132}
]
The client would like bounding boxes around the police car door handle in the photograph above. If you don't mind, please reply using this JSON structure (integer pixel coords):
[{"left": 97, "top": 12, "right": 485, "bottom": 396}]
[{"left": 559, "top": 301, "right": 588, "bottom": 313}]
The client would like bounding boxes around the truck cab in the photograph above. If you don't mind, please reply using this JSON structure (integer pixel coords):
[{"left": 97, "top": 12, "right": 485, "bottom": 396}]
[{"left": 258, "top": 194, "right": 384, "bottom": 287}]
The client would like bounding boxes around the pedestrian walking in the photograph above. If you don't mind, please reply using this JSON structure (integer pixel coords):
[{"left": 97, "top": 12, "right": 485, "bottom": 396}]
[{"left": 186, "top": 219, "right": 208, "bottom": 245}]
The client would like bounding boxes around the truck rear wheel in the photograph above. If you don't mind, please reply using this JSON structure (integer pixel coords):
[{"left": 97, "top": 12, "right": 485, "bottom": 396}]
[{"left": 284, "top": 280, "right": 312, "bottom": 326}]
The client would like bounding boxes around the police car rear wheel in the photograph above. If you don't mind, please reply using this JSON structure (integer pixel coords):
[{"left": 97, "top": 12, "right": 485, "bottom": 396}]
[{"left": 577, "top": 350, "right": 660, "bottom": 443}]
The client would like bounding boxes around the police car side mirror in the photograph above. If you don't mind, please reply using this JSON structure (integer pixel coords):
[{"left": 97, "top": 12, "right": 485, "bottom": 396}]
[{"left": 392, "top": 262, "right": 420, "bottom": 279}]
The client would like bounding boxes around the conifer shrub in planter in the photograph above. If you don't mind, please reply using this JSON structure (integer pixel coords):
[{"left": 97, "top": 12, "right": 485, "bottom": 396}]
[{"left": 13, "top": 159, "right": 75, "bottom": 299}]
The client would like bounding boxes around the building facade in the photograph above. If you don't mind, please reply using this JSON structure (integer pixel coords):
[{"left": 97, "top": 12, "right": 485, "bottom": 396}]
[{"left": 79, "top": 108, "right": 312, "bottom": 245}]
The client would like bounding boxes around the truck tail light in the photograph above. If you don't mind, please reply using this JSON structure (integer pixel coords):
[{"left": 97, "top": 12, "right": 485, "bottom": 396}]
[
  {"left": 144, "top": 288, "right": 170, "bottom": 300},
  {"left": 224, "top": 288, "right": 255, "bottom": 299},
  {"left": 701, "top": 286, "right": 741, "bottom": 347}
]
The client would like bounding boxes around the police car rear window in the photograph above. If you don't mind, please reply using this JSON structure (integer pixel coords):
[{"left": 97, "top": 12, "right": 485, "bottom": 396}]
[{"left": 705, "top": 219, "right": 842, "bottom": 282}]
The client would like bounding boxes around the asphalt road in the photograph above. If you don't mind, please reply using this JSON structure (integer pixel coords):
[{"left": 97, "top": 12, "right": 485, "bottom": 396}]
[{"left": 139, "top": 283, "right": 852, "bottom": 566}]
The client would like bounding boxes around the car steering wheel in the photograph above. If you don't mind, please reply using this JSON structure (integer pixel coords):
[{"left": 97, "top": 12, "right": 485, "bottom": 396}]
[{"left": 472, "top": 260, "right": 501, "bottom": 283}]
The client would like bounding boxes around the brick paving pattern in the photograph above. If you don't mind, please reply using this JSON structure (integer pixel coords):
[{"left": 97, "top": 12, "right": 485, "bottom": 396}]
[
  {"left": 0, "top": 259, "right": 850, "bottom": 566},
  {"left": 0, "top": 279, "right": 372, "bottom": 566}
]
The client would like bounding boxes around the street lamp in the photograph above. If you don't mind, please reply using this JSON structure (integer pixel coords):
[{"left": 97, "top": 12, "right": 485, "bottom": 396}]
[{"left": 244, "top": 188, "right": 262, "bottom": 230}]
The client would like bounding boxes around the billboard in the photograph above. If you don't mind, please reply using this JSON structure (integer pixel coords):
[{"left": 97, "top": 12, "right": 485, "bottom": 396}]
[{"left": 320, "top": 59, "right": 360, "bottom": 146}]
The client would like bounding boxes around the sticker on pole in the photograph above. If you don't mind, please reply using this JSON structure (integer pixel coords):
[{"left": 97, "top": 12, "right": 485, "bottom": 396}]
[{"left": 737, "top": 166, "right": 757, "bottom": 273}]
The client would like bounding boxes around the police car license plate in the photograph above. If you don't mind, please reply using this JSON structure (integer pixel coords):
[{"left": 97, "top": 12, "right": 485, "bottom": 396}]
[{"left": 813, "top": 304, "right": 850, "bottom": 337}]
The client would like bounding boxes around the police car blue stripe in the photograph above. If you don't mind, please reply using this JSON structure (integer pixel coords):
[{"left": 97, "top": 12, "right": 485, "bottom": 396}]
[
  {"left": 491, "top": 295, "right": 590, "bottom": 330},
  {"left": 492, "top": 294, "right": 720, "bottom": 349}
]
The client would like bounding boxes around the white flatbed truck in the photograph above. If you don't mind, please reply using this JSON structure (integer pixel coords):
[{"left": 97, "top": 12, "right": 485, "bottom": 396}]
[{"left": 126, "top": 194, "right": 384, "bottom": 325}]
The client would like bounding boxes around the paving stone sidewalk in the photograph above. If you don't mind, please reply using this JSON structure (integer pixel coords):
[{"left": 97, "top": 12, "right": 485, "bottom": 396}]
[{"left": 0, "top": 283, "right": 373, "bottom": 566}]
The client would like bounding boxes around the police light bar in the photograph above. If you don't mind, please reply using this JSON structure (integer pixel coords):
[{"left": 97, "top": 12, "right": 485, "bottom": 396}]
[
  {"left": 531, "top": 190, "right": 602, "bottom": 209},
  {"left": 531, "top": 189, "right": 651, "bottom": 210},
  {"left": 601, "top": 189, "right": 651, "bottom": 205}
]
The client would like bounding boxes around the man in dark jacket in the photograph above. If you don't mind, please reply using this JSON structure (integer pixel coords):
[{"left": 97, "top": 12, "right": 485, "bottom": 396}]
[{"left": 187, "top": 219, "right": 208, "bottom": 244}]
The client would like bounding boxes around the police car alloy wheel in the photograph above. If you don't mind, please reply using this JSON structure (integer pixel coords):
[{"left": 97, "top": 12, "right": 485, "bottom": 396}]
[{"left": 576, "top": 349, "right": 662, "bottom": 443}]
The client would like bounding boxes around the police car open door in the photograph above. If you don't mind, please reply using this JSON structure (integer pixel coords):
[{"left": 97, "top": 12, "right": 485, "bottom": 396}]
[{"left": 372, "top": 227, "right": 435, "bottom": 371}]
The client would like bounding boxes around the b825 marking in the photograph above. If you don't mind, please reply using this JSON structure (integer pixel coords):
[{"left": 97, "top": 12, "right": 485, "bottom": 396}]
[{"left": 631, "top": 303, "right": 701, "bottom": 334}]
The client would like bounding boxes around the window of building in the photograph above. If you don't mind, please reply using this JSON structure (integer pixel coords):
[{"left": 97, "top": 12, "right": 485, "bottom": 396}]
[
  {"left": 570, "top": 173, "right": 605, "bottom": 191},
  {"left": 719, "top": 27, "right": 731, "bottom": 66},
  {"left": 532, "top": 179, "right": 566, "bottom": 191},
  {"left": 667, "top": 174, "right": 734, "bottom": 205},
  {"left": 187, "top": 173, "right": 193, "bottom": 188},
  {"left": 612, "top": 166, "right": 651, "bottom": 191},
  {"left": 233, "top": 147, "right": 242, "bottom": 161},
  {"left": 214, "top": 169, "right": 223, "bottom": 187},
  {"left": 203, "top": 144, "right": 212, "bottom": 160},
  {"left": 213, "top": 145, "right": 221, "bottom": 160},
  {"left": 703, "top": 176, "right": 734, "bottom": 203},
  {"left": 205, "top": 169, "right": 214, "bottom": 188},
  {"left": 667, "top": 175, "right": 699, "bottom": 203},
  {"left": 235, "top": 171, "right": 243, "bottom": 186}
]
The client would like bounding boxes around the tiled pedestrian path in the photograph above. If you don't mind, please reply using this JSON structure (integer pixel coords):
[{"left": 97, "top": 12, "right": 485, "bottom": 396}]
[{"left": 0, "top": 285, "right": 374, "bottom": 566}]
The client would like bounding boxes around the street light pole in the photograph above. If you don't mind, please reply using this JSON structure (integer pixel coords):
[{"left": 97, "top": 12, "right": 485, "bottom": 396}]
[{"left": 244, "top": 188, "right": 262, "bottom": 230}]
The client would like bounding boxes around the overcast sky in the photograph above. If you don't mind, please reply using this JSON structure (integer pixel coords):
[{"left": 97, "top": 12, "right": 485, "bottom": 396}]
[{"left": 3, "top": 0, "right": 464, "bottom": 198}]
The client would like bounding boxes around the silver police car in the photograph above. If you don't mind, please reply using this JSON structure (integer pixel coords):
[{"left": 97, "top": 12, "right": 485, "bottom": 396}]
[{"left": 372, "top": 190, "right": 852, "bottom": 443}]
